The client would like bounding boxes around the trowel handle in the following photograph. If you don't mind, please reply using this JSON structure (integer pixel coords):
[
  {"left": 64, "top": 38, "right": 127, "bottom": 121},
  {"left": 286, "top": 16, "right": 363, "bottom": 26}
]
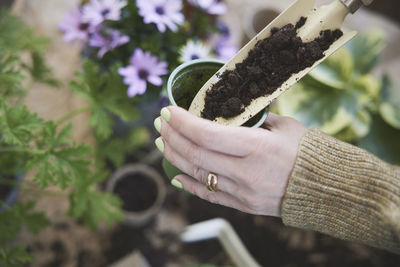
[{"left": 339, "top": 0, "right": 374, "bottom": 13}]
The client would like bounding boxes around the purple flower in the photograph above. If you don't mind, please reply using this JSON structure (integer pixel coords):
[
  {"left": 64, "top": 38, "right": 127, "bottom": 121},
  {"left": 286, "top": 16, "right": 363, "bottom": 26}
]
[
  {"left": 118, "top": 48, "right": 168, "bottom": 97},
  {"left": 82, "top": 0, "right": 127, "bottom": 26},
  {"left": 59, "top": 9, "right": 93, "bottom": 43},
  {"left": 180, "top": 40, "right": 211, "bottom": 62},
  {"left": 137, "top": 0, "right": 184, "bottom": 33},
  {"left": 188, "top": 0, "right": 227, "bottom": 15},
  {"left": 88, "top": 28, "right": 130, "bottom": 58},
  {"left": 216, "top": 39, "right": 238, "bottom": 62}
]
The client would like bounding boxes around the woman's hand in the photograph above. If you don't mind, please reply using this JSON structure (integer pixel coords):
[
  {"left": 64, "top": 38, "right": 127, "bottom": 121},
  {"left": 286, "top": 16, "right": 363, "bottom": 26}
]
[{"left": 154, "top": 106, "right": 307, "bottom": 217}]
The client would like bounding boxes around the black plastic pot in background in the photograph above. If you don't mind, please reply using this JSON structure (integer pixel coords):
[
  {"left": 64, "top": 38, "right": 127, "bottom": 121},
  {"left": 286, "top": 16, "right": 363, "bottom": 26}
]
[{"left": 106, "top": 163, "right": 166, "bottom": 227}]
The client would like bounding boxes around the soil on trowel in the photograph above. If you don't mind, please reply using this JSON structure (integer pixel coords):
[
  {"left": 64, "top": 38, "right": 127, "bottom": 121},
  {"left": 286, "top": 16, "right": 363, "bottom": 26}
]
[{"left": 201, "top": 17, "right": 343, "bottom": 121}]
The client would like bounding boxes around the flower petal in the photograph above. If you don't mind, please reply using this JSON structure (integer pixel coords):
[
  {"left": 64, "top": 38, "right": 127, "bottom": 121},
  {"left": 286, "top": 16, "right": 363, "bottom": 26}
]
[{"left": 148, "top": 75, "right": 163, "bottom": 86}]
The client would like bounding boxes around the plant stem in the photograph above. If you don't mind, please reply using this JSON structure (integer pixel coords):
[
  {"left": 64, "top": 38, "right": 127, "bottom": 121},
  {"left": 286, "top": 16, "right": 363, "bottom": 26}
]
[
  {"left": 56, "top": 105, "right": 92, "bottom": 126},
  {"left": 0, "top": 146, "right": 44, "bottom": 155}
]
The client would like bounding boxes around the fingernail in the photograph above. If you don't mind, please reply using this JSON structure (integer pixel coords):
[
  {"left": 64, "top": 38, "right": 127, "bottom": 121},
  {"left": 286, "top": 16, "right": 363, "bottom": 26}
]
[
  {"left": 160, "top": 107, "right": 171, "bottom": 122},
  {"left": 154, "top": 117, "right": 161, "bottom": 133},
  {"left": 171, "top": 179, "right": 183, "bottom": 189},
  {"left": 155, "top": 137, "right": 164, "bottom": 153}
]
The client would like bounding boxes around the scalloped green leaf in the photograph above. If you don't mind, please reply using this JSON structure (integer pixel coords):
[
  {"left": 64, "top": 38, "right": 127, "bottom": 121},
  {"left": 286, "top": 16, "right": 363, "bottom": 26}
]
[
  {"left": 379, "top": 75, "right": 400, "bottom": 129},
  {"left": 309, "top": 48, "right": 354, "bottom": 89},
  {"left": 0, "top": 103, "right": 43, "bottom": 146},
  {"left": 351, "top": 74, "right": 381, "bottom": 105},
  {"left": 346, "top": 30, "right": 385, "bottom": 74},
  {"left": 277, "top": 82, "right": 359, "bottom": 135},
  {"left": 335, "top": 109, "right": 371, "bottom": 142}
]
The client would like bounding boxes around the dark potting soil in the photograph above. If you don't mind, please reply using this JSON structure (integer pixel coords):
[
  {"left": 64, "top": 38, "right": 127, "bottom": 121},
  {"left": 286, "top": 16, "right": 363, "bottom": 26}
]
[
  {"left": 114, "top": 174, "right": 158, "bottom": 212},
  {"left": 201, "top": 17, "right": 343, "bottom": 120}
]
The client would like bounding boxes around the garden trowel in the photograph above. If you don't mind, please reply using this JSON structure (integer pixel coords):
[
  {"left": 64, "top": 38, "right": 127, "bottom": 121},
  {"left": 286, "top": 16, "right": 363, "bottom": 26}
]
[{"left": 188, "top": 0, "right": 374, "bottom": 126}]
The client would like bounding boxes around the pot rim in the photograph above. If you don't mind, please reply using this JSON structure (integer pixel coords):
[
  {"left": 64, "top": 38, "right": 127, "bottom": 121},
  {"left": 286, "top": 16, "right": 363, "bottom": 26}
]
[
  {"left": 167, "top": 58, "right": 269, "bottom": 128},
  {"left": 106, "top": 163, "right": 166, "bottom": 225},
  {"left": 167, "top": 58, "right": 225, "bottom": 107}
]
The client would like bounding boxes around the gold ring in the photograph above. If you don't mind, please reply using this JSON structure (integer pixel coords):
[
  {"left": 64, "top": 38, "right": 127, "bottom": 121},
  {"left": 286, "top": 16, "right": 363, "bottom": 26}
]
[{"left": 206, "top": 172, "right": 218, "bottom": 192}]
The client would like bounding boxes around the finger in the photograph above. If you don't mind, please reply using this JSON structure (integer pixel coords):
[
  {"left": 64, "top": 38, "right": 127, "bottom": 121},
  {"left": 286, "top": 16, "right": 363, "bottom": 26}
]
[
  {"left": 160, "top": 119, "right": 240, "bottom": 179},
  {"left": 163, "top": 139, "right": 241, "bottom": 195},
  {"left": 162, "top": 106, "right": 263, "bottom": 157},
  {"left": 172, "top": 174, "right": 250, "bottom": 213}
]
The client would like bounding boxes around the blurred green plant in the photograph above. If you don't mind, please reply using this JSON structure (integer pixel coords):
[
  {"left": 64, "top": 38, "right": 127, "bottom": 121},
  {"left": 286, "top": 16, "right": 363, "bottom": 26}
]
[
  {"left": 1, "top": 0, "right": 229, "bottom": 265},
  {"left": 276, "top": 30, "right": 400, "bottom": 164},
  {"left": 0, "top": 10, "right": 126, "bottom": 266}
]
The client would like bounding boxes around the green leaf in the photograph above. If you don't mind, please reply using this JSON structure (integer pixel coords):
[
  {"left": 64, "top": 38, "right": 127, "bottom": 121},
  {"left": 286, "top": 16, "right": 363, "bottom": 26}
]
[
  {"left": 97, "top": 138, "right": 126, "bottom": 167},
  {"left": 0, "top": 245, "right": 33, "bottom": 267},
  {"left": 0, "top": 102, "right": 43, "bottom": 146},
  {"left": 351, "top": 74, "right": 381, "bottom": 105},
  {"left": 0, "top": 201, "right": 48, "bottom": 267},
  {"left": 357, "top": 115, "right": 400, "bottom": 165},
  {"left": 309, "top": 48, "right": 354, "bottom": 88},
  {"left": 71, "top": 60, "right": 139, "bottom": 140},
  {"left": 379, "top": 75, "right": 400, "bottom": 129},
  {"left": 0, "top": 53, "right": 25, "bottom": 98},
  {"left": 28, "top": 52, "right": 59, "bottom": 87},
  {"left": 380, "top": 103, "right": 400, "bottom": 129},
  {"left": 0, "top": 10, "right": 49, "bottom": 54},
  {"left": 346, "top": 30, "right": 385, "bottom": 74},
  {"left": 26, "top": 122, "right": 92, "bottom": 188},
  {"left": 335, "top": 109, "right": 371, "bottom": 142},
  {"left": 277, "top": 79, "right": 359, "bottom": 135},
  {"left": 0, "top": 201, "right": 49, "bottom": 244},
  {"left": 96, "top": 127, "right": 150, "bottom": 168},
  {"left": 89, "top": 108, "right": 113, "bottom": 139},
  {"left": 69, "top": 189, "right": 124, "bottom": 229}
]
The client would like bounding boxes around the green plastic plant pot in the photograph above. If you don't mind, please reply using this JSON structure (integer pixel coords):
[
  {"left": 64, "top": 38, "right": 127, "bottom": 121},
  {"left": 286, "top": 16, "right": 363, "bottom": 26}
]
[{"left": 163, "top": 59, "right": 269, "bottom": 180}]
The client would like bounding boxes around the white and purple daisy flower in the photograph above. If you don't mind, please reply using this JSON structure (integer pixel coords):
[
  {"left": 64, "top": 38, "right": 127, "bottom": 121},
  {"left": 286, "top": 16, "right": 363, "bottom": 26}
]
[
  {"left": 137, "top": 0, "right": 184, "bottom": 33},
  {"left": 118, "top": 48, "right": 168, "bottom": 97},
  {"left": 88, "top": 28, "right": 130, "bottom": 58},
  {"left": 188, "top": 0, "right": 227, "bottom": 15},
  {"left": 82, "top": 0, "right": 127, "bottom": 26},
  {"left": 180, "top": 40, "right": 211, "bottom": 62},
  {"left": 59, "top": 8, "right": 93, "bottom": 43}
]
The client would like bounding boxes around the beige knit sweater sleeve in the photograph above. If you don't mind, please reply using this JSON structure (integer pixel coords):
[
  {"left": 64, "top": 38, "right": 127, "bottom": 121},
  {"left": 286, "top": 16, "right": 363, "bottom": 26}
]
[{"left": 281, "top": 128, "right": 400, "bottom": 254}]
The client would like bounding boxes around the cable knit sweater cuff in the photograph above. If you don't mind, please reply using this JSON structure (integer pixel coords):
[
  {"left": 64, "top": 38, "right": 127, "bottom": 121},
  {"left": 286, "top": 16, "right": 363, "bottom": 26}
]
[{"left": 281, "top": 128, "right": 400, "bottom": 254}]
